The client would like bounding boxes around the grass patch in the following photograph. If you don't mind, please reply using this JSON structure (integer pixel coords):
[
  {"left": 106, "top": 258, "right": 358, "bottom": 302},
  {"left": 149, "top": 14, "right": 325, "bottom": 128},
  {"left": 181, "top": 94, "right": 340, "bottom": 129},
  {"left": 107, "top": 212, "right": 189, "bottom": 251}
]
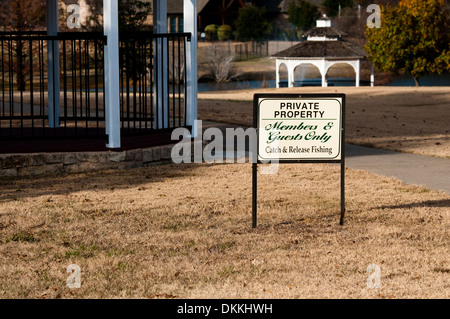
[
  {"left": 64, "top": 243, "right": 98, "bottom": 259},
  {"left": 6, "top": 231, "right": 38, "bottom": 243},
  {"left": 0, "top": 163, "right": 448, "bottom": 298}
]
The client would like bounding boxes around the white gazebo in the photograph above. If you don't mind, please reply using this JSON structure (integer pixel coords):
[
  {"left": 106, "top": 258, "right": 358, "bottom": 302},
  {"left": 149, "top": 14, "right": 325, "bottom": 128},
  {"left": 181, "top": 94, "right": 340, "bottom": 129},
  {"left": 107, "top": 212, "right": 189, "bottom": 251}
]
[
  {"left": 45, "top": 0, "right": 198, "bottom": 148},
  {"left": 274, "top": 16, "right": 374, "bottom": 88}
]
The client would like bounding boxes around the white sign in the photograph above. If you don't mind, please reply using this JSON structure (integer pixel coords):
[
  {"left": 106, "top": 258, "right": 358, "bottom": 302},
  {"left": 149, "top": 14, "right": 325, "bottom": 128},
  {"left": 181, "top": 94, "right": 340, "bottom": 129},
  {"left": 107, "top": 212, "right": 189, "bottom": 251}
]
[{"left": 256, "top": 95, "right": 344, "bottom": 161}]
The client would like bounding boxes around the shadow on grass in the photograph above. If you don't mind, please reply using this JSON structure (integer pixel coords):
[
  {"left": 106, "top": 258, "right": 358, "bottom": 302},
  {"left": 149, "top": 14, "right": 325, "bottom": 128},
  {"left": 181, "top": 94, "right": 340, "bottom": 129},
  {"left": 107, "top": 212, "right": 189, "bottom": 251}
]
[
  {"left": 377, "top": 199, "right": 450, "bottom": 210},
  {"left": 0, "top": 162, "right": 221, "bottom": 202}
]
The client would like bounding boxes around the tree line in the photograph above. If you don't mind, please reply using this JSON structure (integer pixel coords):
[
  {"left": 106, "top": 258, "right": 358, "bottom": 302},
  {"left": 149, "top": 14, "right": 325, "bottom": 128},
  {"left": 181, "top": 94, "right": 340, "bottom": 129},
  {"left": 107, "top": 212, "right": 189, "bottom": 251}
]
[{"left": 0, "top": 0, "right": 448, "bottom": 87}]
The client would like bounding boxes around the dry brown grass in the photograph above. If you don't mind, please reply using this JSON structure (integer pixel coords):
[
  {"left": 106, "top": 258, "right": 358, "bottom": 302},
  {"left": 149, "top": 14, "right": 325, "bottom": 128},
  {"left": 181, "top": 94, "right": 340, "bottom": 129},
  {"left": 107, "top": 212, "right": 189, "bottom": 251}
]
[
  {"left": 198, "top": 87, "right": 450, "bottom": 158},
  {"left": 0, "top": 86, "right": 448, "bottom": 299},
  {"left": 0, "top": 162, "right": 448, "bottom": 299}
]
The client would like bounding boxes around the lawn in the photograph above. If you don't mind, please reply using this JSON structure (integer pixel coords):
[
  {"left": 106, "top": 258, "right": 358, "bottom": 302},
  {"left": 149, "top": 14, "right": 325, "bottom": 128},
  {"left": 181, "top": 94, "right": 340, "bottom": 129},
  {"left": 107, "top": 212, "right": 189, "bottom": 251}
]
[
  {"left": 0, "top": 86, "right": 448, "bottom": 299},
  {"left": 198, "top": 87, "right": 450, "bottom": 158}
]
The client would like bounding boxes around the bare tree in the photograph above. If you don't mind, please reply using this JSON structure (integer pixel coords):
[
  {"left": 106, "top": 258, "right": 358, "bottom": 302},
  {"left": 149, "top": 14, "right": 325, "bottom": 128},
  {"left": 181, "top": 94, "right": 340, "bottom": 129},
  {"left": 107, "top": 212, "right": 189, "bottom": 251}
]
[
  {"left": 205, "top": 44, "right": 241, "bottom": 83},
  {"left": 0, "top": 0, "right": 46, "bottom": 91}
]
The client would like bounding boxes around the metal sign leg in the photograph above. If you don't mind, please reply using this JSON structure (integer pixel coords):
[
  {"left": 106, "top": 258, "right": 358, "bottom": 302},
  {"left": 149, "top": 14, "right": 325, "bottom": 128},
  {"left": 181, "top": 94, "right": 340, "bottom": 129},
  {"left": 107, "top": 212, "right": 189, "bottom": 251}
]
[
  {"left": 339, "top": 148, "right": 346, "bottom": 225},
  {"left": 252, "top": 163, "right": 257, "bottom": 228}
]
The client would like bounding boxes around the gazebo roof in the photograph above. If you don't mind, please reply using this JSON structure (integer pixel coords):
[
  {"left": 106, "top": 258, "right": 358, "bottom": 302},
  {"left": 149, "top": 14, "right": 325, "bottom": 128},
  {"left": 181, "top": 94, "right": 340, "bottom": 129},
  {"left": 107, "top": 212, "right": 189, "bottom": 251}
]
[
  {"left": 302, "top": 27, "right": 346, "bottom": 39},
  {"left": 272, "top": 40, "right": 367, "bottom": 59}
]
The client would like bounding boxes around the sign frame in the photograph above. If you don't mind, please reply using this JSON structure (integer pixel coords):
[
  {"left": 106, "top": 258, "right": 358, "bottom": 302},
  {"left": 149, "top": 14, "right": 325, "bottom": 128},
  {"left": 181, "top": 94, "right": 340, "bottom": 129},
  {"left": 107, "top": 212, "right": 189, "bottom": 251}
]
[{"left": 252, "top": 93, "right": 346, "bottom": 227}]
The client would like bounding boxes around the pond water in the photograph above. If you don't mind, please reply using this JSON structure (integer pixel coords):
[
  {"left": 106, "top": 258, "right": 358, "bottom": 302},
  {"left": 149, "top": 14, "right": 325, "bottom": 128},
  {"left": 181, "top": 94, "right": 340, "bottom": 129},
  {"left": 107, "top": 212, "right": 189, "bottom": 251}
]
[
  {"left": 198, "top": 73, "right": 450, "bottom": 92},
  {"left": 387, "top": 73, "right": 450, "bottom": 86}
]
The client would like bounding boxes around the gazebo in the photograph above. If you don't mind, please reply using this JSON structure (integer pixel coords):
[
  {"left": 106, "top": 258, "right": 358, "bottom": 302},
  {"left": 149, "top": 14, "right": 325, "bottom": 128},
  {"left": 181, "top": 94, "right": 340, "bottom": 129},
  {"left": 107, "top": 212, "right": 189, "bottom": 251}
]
[
  {"left": 273, "top": 16, "right": 374, "bottom": 88},
  {"left": 0, "top": 0, "right": 199, "bottom": 150}
]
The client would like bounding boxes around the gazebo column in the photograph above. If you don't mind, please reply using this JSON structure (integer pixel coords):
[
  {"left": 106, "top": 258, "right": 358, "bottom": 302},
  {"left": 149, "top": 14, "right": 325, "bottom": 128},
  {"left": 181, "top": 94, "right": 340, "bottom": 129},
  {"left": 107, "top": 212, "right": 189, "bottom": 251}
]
[
  {"left": 287, "top": 62, "right": 295, "bottom": 88},
  {"left": 321, "top": 73, "right": 328, "bottom": 87},
  {"left": 47, "top": 0, "right": 60, "bottom": 128},
  {"left": 370, "top": 63, "right": 375, "bottom": 87},
  {"left": 321, "top": 60, "right": 328, "bottom": 87},
  {"left": 104, "top": 0, "right": 121, "bottom": 148},
  {"left": 355, "top": 60, "right": 361, "bottom": 87},
  {"left": 184, "top": 0, "right": 198, "bottom": 136},
  {"left": 275, "top": 60, "right": 280, "bottom": 88},
  {"left": 154, "top": 0, "right": 169, "bottom": 129}
]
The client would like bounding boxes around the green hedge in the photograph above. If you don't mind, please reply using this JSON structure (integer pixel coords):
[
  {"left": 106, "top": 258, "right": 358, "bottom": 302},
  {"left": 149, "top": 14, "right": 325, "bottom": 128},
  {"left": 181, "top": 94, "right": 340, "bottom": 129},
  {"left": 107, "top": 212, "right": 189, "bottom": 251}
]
[
  {"left": 204, "top": 24, "right": 219, "bottom": 41},
  {"left": 217, "top": 25, "right": 232, "bottom": 41}
]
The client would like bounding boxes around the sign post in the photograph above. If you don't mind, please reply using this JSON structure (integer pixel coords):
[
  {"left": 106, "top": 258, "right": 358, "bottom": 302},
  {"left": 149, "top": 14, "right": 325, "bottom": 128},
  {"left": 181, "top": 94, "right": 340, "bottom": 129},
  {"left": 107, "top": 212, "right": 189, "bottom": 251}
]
[{"left": 253, "top": 93, "right": 346, "bottom": 227}]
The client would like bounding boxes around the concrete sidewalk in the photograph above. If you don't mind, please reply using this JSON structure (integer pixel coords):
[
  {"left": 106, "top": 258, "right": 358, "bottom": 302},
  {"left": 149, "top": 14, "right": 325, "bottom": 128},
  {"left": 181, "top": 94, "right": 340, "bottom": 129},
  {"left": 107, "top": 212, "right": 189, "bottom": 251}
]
[
  {"left": 345, "top": 144, "right": 450, "bottom": 195},
  {"left": 202, "top": 121, "right": 450, "bottom": 195}
]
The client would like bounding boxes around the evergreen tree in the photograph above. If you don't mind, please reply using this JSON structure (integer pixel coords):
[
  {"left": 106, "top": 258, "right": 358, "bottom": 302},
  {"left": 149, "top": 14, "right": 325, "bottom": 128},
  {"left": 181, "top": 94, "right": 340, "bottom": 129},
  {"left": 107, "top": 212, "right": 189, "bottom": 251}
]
[
  {"left": 322, "top": 0, "right": 354, "bottom": 17},
  {"left": 235, "top": 4, "right": 272, "bottom": 42},
  {"left": 288, "top": 0, "right": 321, "bottom": 32}
]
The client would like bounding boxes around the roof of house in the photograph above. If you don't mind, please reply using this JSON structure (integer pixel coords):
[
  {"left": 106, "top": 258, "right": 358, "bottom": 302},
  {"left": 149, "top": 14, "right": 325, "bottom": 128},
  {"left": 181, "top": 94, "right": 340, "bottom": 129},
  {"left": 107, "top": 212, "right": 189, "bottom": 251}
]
[
  {"left": 272, "top": 40, "right": 367, "bottom": 59},
  {"left": 198, "top": 0, "right": 214, "bottom": 12},
  {"left": 167, "top": 0, "right": 210, "bottom": 14},
  {"left": 167, "top": 0, "right": 181, "bottom": 14},
  {"left": 167, "top": 0, "right": 293, "bottom": 15}
]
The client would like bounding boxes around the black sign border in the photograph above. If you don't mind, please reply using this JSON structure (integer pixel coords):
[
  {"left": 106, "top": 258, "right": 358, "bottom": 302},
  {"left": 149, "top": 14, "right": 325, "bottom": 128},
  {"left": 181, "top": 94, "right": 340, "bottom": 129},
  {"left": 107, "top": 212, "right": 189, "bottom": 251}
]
[
  {"left": 252, "top": 93, "right": 346, "bottom": 228},
  {"left": 254, "top": 93, "right": 346, "bottom": 164}
]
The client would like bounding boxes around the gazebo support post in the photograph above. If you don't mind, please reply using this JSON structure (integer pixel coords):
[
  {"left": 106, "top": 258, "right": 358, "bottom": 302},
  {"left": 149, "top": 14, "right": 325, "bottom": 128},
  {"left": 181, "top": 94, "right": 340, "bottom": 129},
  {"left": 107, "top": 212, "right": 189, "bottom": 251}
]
[
  {"left": 321, "top": 60, "right": 328, "bottom": 87},
  {"left": 370, "top": 63, "right": 375, "bottom": 87},
  {"left": 355, "top": 60, "right": 361, "bottom": 87},
  {"left": 154, "top": 0, "right": 169, "bottom": 129},
  {"left": 47, "top": 0, "right": 60, "bottom": 128},
  {"left": 288, "top": 63, "right": 295, "bottom": 88},
  {"left": 321, "top": 73, "right": 328, "bottom": 87},
  {"left": 275, "top": 60, "right": 280, "bottom": 88},
  {"left": 104, "top": 0, "right": 121, "bottom": 148},
  {"left": 184, "top": 0, "right": 198, "bottom": 137}
]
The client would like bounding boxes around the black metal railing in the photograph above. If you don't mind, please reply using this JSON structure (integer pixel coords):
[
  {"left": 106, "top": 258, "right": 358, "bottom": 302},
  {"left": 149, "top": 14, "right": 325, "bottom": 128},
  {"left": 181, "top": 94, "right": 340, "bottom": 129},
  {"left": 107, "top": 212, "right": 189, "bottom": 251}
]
[
  {"left": 119, "top": 32, "right": 189, "bottom": 136},
  {"left": 0, "top": 31, "right": 46, "bottom": 139},
  {"left": 0, "top": 31, "right": 106, "bottom": 139},
  {"left": 0, "top": 31, "right": 190, "bottom": 141},
  {"left": 60, "top": 32, "right": 107, "bottom": 137}
]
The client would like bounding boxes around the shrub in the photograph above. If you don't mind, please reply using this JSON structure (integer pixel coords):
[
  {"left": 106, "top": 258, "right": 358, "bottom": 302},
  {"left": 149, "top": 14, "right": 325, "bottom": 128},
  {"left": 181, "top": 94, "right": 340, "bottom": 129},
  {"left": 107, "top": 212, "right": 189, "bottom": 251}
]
[
  {"left": 204, "top": 44, "right": 241, "bottom": 83},
  {"left": 204, "top": 24, "right": 219, "bottom": 41},
  {"left": 217, "top": 25, "right": 232, "bottom": 41}
]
